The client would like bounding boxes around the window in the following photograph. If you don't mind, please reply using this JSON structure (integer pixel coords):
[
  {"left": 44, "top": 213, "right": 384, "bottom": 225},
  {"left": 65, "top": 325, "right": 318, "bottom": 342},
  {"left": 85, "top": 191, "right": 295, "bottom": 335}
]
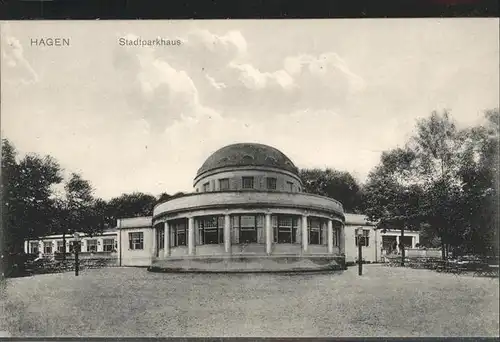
[
  {"left": 157, "top": 228, "right": 165, "bottom": 250},
  {"left": 219, "top": 178, "right": 230, "bottom": 191},
  {"left": 103, "top": 238, "right": 115, "bottom": 252},
  {"left": 308, "top": 218, "right": 323, "bottom": 245},
  {"left": 87, "top": 239, "right": 98, "bottom": 252},
  {"left": 154, "top": 226, "right": 165, "bottom": 257},
  {"left": 232, "top": 215, "right": 263, "bottom": 244},
  {"left": 273, "top": 215, "right": 299, "bottom": 244},
  {"left": 242, "top": 177, "right": 254, "bottom": 189},
  {"left": 355, "top": 230, "right": 370, "bottom": 247},
  {"left": 198, "top": 216, "right": 224, "bottom": 244},
  {"left": 203, "top": 182, "right": 210, "bottom": 192},
  {"left": 332, "top": 221, "right": 342, "bottom": 247},
  {"left": 57, "top": 241, "right": 65, "bottom": 253},
  {"left": 43, "top": 241, "right": 53, "bottom": 254},
  {"left": 170, "top": 220, "right": 187, "bottom": 247},
  {"left": 30, "top": 242, "right": 39, "bottom": 254},
  {"left": 287, "top": 181, "right": 294, "bottom": 192},
  {"left": 266, "top": 177, "right": 277, "bottom": 190},
  {"left": 129, "top": 232, "right": 144, "bottom": 250}
]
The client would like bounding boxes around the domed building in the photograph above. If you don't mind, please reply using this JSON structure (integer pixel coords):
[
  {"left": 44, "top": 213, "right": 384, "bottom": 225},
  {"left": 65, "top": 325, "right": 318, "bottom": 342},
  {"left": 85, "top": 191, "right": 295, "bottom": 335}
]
[{"left": 142, "top": 142, "right": 346, "bottom": 272}]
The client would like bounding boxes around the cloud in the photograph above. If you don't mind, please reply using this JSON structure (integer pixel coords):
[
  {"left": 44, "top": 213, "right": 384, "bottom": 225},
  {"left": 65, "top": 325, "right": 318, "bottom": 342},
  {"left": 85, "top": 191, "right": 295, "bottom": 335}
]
[
  {"left": 111, "top": 28, "right": 366, "bottom": 134},
  {"left": 184, "top": 29, "right": 247, "bottom": 66},
  {"left": 205, "top": 74, "right": 226, "bottom": 90},
  {"left": 112, "top": 34, "right": 223, "bottom": 134},
  {"left": 284, "top": 53, "right": 366, "bottom": 92},
  {"left": 1, "top": 24, "right": 39, "bottom": 84},
  {"left": 228, "top": 62, "right": 295, "bottom": 90},
  {"left": 201, "top": 50, "right": 366, "bottom": 117}
]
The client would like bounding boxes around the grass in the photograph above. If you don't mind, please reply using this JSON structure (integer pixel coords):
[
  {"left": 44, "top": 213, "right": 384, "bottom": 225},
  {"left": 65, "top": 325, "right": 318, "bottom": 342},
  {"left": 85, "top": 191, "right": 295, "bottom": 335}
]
[{"left": 0, "top": 265, "right": 498, "bottom": 337}]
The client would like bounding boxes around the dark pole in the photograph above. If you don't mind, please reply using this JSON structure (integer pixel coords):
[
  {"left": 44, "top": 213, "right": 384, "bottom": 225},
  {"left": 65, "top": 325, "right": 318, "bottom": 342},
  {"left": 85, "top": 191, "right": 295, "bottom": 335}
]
[
  {"left": 358, "top": 229, "right": 363, "bottom": 276},
  {"left": 400, "top": 226, "right": 405, "bottom": 267},
  {"left": 358, "top": 241, "right": 363, "bottom": 275},
  {"left": 74, "top": 241, "right": 79, "bottom": 276},
  {"left": 400, "top": 190, "right": 409, "bottom": 267}
]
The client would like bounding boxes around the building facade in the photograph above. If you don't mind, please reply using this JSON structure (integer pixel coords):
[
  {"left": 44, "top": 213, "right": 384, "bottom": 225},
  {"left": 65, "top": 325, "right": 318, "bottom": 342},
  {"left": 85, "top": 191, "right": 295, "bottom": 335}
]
[
  {"left": 23, "top": 214, "right": 421, "bottom": 266},
  {"left": 23, "top": 143, "right": 421, "bottom": 270},
  {"left": 24, "top": 229, "right": 119, "bottom": 261},
  {"left": 343, "top": 213, "right": 420, "bottom": 264},
  {"left": 149, "top": 143, "right": 346, "bottom": 270}
]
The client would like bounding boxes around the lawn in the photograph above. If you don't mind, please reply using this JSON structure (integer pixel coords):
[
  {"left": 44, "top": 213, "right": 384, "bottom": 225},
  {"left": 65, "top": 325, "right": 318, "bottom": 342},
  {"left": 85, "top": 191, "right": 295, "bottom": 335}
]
[{"left": 0, "top": 265, "right": 498, "bottom": 337}]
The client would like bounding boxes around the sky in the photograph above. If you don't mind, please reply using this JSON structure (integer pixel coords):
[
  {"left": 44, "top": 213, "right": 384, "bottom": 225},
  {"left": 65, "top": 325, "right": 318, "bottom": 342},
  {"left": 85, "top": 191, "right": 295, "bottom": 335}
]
[{"left": 1, "top": 19, "right": 499, "bottom": 200}]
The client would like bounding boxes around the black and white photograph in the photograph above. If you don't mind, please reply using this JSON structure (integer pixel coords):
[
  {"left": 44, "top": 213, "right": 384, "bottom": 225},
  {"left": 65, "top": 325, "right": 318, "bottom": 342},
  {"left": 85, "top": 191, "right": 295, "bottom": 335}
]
[{"left": 1, "top": 19, "right": 499, "bottom": 338}]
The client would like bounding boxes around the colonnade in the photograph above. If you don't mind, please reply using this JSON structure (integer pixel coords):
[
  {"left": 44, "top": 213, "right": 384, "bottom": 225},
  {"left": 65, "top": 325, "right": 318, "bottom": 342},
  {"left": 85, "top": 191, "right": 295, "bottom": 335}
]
[{"left": 158, "top": 213, "right": 345, "bottom": 257}]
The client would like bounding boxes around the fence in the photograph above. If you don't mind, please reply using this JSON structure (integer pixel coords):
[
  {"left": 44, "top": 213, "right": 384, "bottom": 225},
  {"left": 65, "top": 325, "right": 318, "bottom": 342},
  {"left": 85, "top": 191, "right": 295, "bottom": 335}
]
[
  {"left": 406, "top": 248, "right": 442, "bottom": 259},
  {"left": 24, "top": 255, "right": 120, "bottom": 275},
  {"left": 384, "top": 255, "right": 499, "bottom": 278}
]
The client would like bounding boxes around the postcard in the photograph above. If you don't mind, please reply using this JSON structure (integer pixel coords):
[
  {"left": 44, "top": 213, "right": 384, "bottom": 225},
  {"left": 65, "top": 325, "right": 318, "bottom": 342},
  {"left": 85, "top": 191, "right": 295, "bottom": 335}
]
[{"left": 1, "top": 19, "right": 499, "bottom": 338}]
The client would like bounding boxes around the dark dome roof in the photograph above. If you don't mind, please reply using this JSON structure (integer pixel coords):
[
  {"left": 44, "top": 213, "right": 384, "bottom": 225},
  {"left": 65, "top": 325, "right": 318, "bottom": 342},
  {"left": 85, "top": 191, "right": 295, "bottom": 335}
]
[{"left": 196, "top": 143, "right": 299, "bottom": 177}]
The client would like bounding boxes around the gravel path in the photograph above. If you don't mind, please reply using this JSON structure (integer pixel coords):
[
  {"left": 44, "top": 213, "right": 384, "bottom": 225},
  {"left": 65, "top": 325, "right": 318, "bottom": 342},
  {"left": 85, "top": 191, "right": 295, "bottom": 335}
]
[{"left": 1, "top": 265, "right": 498, "bottom": 337}]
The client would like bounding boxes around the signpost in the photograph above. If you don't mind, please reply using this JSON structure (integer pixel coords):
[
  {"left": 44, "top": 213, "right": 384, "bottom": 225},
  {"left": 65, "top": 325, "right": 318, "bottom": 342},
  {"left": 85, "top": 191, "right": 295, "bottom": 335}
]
[
  {"left": 357, "top": 227, "right": 363, "bottom": 276},
  {"left": 74, "top": 232, "right": 80, "bottom": 276}
]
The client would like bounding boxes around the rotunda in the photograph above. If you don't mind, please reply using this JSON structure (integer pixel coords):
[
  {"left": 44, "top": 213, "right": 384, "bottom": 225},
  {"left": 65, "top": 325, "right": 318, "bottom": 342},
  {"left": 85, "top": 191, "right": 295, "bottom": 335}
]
[{"left": 149, "top": 143, "right": 346, "bottom": 272}]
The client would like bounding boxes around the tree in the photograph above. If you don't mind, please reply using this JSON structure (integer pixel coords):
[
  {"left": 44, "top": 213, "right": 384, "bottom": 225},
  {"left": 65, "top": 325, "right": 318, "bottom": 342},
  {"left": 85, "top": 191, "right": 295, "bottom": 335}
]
[
  {"left": 364, "top": 109, "right": 499, "bottom": 259},
  {"left": 85, "top": 198, "right": 109, "bottom": 237},
  {"left": 170, "top": 191, "right": 186, "bottom": 199},
  {"left": 455, "top": 109, "right": 499, "bottom": 256},
  {"left": 2, "top": 139, "right": 64, "bottom": 276},
  {"left": 157, "top": 192, "right": 172, "bottom": 203},
  {"left": 299, "top": 168, "right": 363, "bottom": 212},
  {"left": 106, "top": 192, "right": 157, "bottom": 227},
  {"left": 364, "top": 151, "right": 425, "bottom": 232},
  {"left": 2, "top": 139, "right": 22, "bottom": 264},
  {"left": 60, "top": 173, "right": 102, "bottom": 259},
  {"left": 17, "top": 154, "right": 64, "bottom": 239},
  {"left": 2, "top": 139, "right": 64, "bottom": 253}
]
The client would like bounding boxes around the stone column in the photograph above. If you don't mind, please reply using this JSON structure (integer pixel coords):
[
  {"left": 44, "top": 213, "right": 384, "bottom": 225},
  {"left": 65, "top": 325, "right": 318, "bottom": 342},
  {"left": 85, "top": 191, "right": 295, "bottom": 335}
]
[
  {"left": 224, "top": 214, "right": 231, "bottom": 254},
  {"left": 396, "top": 235, "right": 400, "bottom": 253},
  {"left": 164, "top": 221, "right": 170, "bottom": 258},
  {"left": 24, "top": 240, "right": 28, "bottom": 254},
  {"left": 327, "top": 219, "right": 334, "bottom": 254},
  {"left": 188, "top": 217, "right": 195, "bottom": 256},
  {"left": 339, "top": 222, "right": 345, "bottom": 255},
  {"left": 302, "top": 215, "right": 308, "bottom": 253},
  {"left": 151, "top": 227, "right": 157, "bottom": 257},
  {"left": 265, "top": 213, "right": 272, "bottom": 255}
]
